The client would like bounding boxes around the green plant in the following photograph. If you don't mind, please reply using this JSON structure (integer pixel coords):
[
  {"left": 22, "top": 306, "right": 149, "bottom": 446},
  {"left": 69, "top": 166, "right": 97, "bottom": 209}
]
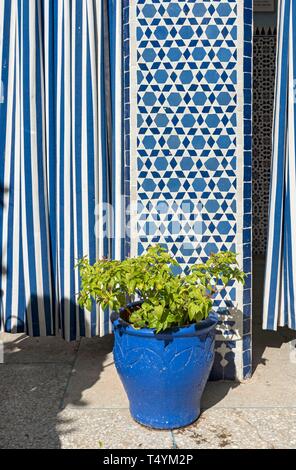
[{"left": 77, "top": 245, "right": 245, "bottom": 333}]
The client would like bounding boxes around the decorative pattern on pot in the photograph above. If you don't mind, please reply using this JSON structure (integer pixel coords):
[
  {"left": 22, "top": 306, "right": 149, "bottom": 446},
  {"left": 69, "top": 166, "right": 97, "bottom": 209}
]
[{"left": 113, "top": 313, "right": 218, "bottom": 430}]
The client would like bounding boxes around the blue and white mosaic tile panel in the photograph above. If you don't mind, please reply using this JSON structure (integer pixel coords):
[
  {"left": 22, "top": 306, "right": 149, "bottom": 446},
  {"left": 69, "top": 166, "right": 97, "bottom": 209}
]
[{"left": 124, "top": 0, "right": 252, "bottom": 380}]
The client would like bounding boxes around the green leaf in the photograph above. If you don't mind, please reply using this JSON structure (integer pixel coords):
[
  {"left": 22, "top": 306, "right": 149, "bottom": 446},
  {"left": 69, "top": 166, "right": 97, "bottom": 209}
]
[{"left": 76, "top": 245, "right": 245, "bottom": 333}]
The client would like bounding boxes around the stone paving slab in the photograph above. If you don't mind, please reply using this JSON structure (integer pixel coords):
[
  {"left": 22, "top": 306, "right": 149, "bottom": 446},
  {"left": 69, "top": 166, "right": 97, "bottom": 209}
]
[
  {"left": 0, "top": 332, "right": 79, "bottom": 364},
  {"left": 173, "top": 408, "right": 296, "bottom": 449},
  {"left": 202, "top": 336, "right": 296, "bottom": 409},
  {"left": 0, "top": 363, "right": 72, "bottom": 449},
  {"left": 58, "top": 409, "right": 173, "bottom": 449},
  {"left": 62, "top": 332, "right": 296, "bottom": 411},
  {"left": 1, "top": 268, "right": 296, "bottom": 450},
  {"left": 0, "top": 334, "right": 296, "bottom": 449},
  {"left": 63, "top": 336, "right": 128, "bottom": 409}
]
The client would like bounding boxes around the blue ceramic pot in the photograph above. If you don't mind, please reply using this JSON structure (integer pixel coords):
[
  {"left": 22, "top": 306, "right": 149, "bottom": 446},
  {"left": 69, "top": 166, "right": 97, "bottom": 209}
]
[{"left": 111, "top": 304, "right": 218, "bottom": 430}]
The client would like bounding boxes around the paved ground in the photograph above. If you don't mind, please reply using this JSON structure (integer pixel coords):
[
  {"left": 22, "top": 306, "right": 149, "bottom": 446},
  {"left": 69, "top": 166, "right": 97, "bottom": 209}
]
[{"left": 0, "top": 259, "right": 296, "bottom": 449}]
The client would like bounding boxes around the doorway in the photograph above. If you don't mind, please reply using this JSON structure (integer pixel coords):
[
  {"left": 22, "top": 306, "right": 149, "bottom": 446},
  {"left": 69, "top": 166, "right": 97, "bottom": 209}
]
[{"left": 252, "top": 9, "right": 296, "bottom": 374}]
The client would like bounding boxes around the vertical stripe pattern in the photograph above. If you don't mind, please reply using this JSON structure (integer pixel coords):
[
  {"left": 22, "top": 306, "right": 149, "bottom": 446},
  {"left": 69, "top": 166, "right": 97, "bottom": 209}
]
[
  {"left": 0, "top": 0, "right": 122, "bottom": 340},
  {"left": 263, "top": 0, "right": 296, "bottom": 330}
]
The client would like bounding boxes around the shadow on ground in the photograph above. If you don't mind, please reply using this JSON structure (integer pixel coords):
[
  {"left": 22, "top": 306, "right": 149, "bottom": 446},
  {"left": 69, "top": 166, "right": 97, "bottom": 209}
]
[
  {"left": 252, "top": 256, "right": 296, "bottom": 374},
  {"left": 1, "top": 258, "right": 296, "bottom": 448},
  {"left": 201, "top": 381, "right": 240, "bottom": 411},
  {"left": 0, "top": 326, "right": 112, "bottom": 449},
  {"left": 0, "top": 180, "right": 113, "bottom": 448}
]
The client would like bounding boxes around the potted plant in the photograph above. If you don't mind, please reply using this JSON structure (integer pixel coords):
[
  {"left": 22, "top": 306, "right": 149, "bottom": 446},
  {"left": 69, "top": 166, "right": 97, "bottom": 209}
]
[{"left": 77, "top": 245, "right": 245, "bottom": 430}]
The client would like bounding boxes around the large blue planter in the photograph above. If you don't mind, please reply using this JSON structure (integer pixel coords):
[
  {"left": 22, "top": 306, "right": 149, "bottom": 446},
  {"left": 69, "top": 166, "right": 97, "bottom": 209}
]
[{"left": 112, "top": 306, "right": 218, "bottom": 430}]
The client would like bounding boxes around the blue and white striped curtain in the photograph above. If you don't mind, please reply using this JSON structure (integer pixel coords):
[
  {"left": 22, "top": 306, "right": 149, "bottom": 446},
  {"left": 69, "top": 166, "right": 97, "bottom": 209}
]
[
  {"left": 0, "top": 0, "right": 123, "bottom": 340},
  {"left": 263, "top": 0, "right": 296, "bottom": 330}
]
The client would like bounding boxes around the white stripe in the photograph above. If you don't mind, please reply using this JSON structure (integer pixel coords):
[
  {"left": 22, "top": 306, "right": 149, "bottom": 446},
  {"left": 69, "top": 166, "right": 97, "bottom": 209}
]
[
  {"left": 1, "top": 0, "right": 16, "bottom": 329},
  {"left": 63, "top": 0, "right": 71, "bottom": 340},
  {"left": 129, "top": 0, "right": 138, "bottom": 259},
  {"left": 28, "top": 1, "right": 47, "bottom": 335},
  {"left": 86, "top": 0, "right": 101, "bottom": 336},
  {"left": 286, "top": 5, "right": 296, "bottom": 328},
  {"left": 44, "top": 0, "right": 50, "bottom": 208},
  {"left": 278, "top": 132, "right": 289, "bottom": 327},
  {"left": 96, "top": 0, "right": 104, "bottom": 262},
  {"left": 96, "top": 0, "right": 107, "bottom": 337},
  {"left": 56, "top": 0, "right": 64, "bottom": 335},
  {"left": 19, "top": 0, "right": 33, "bottom": 336},
  {"left": 114, "top": 0, "right": 123, "bottom": 260},
  {"left": 10, "top": 2, "right": 21, "bottom": 332},
  {"left": 0, "top": 0, "right": 5, "bottom": 330},
  {"left": 81, "top": 1, "right": 91, "bottom": 337}
]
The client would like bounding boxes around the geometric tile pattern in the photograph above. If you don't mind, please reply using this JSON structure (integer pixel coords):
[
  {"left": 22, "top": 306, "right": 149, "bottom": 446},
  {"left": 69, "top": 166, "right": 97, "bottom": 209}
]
[
  {"left": 137, "top": 0, "right": 238, "bottom": 280},
  {"left": 123, "top": 0, "right": 253, "bottom": 380},
  {"left": 242, "top": 0, "right": 253, "bottom": 379},
  {"left": 252, "top": 29, "right": 276, "bottom": 256}
]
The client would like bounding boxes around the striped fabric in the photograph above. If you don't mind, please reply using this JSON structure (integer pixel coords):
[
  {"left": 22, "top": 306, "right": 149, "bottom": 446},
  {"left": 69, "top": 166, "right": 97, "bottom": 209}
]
[
  {"left": 0, "top": 0, "right": 122, "bottom": 340},
  {"left": 108, "top": 0, "right": 124, "bottom": 261},
  {"left": 263, "top": 0, "right": 296, "bottom": 330}
]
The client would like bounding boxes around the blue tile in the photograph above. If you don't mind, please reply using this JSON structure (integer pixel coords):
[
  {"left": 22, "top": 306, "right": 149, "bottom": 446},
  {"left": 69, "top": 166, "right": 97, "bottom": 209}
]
[
  {"left": 243, "top": 288, "right": 251, "bottom": 306},
  {"left": 124, "top": 0, "right": 253, "bottom": 380},
  {"left": 243, "top": 257, "right": 252, "bottom": 273},
  {"left": 244, "top": 150, "right": 252, "bottom": 166},
  {"left": 244, "top": 199, "right": 252, "bottom": 213},
  {"left": 244, "top": 7, "right": 253, "bottom": 25},
  {"left": 243, "top": 364, "right": 252, "bottom": 379},
  {"left": 245, "top": 274, "right": 252, "bottom": 289},
  {"left": 243, "top": 213, "right": 252, "bottom": 229},
  {"left": 244, "top": 303, "right": 252, "bottom": 318},
  {"left": 243, "top": 334, "right": 251, "bottom": 351},
  {"left": 243, "top": 349, "right": 252, "bottom": 367},
  {"left": 243, "top": 318, "right": 251, "bottom": 335}
]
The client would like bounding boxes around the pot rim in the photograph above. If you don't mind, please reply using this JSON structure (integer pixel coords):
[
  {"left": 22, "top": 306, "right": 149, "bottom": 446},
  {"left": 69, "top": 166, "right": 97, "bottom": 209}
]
[{"left": 111, "top": 301, "right": 218, "bottom": 338}]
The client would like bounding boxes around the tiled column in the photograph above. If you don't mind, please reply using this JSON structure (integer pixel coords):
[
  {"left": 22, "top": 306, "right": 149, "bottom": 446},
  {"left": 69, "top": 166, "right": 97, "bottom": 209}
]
[{"left": 123, "top": 0, "right": 253, "bottom": 381}]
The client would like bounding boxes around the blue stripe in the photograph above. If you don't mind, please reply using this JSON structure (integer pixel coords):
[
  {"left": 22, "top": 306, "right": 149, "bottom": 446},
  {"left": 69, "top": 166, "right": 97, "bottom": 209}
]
[
  {"left": 74, "top": 0, "right": 86, "bottom": 338},
  {"left": 101, "top": 14, "right": 110, "bottom": 262},
  {"left": 283, "top": 160, "right": 289, "bottom": 325},
  {"left": 86, "top": 17, "right": 97, "bottom": 337},
  {"left": 4, "top": 50, "right": 16, "bottom": 332},
  {"left": 109, "top": 0, "right": 124, "bottom": 262},
  {"left": 289, "top": 0, "right": 296, "bottom": 329},
  {"left": 16, "top": 0, "right": 26, "bottom": 333},
  {"left": 0, "top": 0, "right": 117, "bottom": 339},
  {"left": 265, "top": 0, "right": 296, "bottom": 331},
  {"left": 265, "top": 0, "right": 290, "bottom": 330},
  {"left": 285, "top": 171, "right": 295, "bottom": 326},
  {"left": 47, "top": 0, "right": 58, "bottom": 336},
  {"left": 0, "top": 1, "right": 12, "bottom": 328},
  {"left": 35, "top": 0, "right": 52, "bottom": 335},
  {"left": 17, "top": 212, "right": 26, "bottom": 332},
  {"left": 59, "top": 2, "right": 66, "bottom": 338}
]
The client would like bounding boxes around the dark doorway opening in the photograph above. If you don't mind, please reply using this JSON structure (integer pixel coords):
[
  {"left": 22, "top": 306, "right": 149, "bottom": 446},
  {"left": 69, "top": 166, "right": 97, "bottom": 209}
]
[{"left": 252, "top": 13, "right": 296, "bottom": 374}]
